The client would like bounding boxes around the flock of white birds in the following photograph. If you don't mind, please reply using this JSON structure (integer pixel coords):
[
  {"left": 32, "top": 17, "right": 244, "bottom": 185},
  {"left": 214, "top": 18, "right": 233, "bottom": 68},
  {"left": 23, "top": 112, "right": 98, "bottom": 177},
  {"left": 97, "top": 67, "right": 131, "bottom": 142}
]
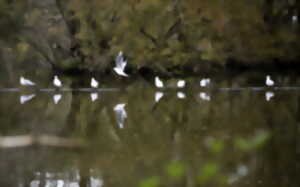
[
  {"left": 18, "top": 51, "right": 276, "bottom": 105},
  {"left": 14, "top": 51, "right": 279, "bottom": 129}
]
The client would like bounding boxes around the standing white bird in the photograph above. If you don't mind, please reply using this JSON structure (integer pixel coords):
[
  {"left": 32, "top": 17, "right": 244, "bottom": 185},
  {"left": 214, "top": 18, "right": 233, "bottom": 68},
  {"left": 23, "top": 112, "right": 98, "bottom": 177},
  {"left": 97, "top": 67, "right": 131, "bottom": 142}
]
[
  {"left": 113, "top": 103, "right": 127, "bottom": 129},
  {"left": 53, "top": 94, "right": 62, "bottom": 104},
  {"left": 91, "top": 77, "right": 99, "bottom": 88},
  {"left": 20, "top": 94, "right": 36, "bottom": 104},
  {"left": 177, "top": 92, "right": 186, "bottom": 99},
  {"left": 90, "top": 92, "right": 98, "bottom": 102},
  {"left": 20, "top": 76, "right": 35, "bottom": 86},
  {"left": 155, "top": 76, "right": 164, "bottom": 88},
  {"left": 200, "top": 78, "right": 210, "bottom": 87},
  {"left": 265, "top": 91, "right": 274, "bottom": 101},
  {"left": 265, "top": 75, "right": 274, "bottom": 86},
  {"left": 177, "top": 80, "right": 186, "bottom": 88},
  {"left": 155, "top": 91, "right": 164, "bottom": 103},
  {"left": 113, "top": 51, "right": 129, "bottom": 77},
  {"left": 53, "top": 75, "right": 62, "bottom": 87}
]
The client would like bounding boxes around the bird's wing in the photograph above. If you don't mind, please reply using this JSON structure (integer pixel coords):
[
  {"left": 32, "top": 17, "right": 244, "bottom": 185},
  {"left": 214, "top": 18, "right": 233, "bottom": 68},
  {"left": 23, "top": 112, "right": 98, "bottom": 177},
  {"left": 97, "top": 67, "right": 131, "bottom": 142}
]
[
  {"left": 120, "top": 60, "right": 127, "bottom": 70},
  {"left": 115, "top": 52, "right": 124, "bottom": 67}
]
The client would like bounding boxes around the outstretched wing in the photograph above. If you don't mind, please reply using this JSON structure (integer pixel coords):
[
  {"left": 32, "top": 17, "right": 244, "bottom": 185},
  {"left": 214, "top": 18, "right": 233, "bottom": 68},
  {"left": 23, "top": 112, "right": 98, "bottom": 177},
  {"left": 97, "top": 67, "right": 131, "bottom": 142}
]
[{"left": 115, "top": 51, "right": 124, "bottom": 67}]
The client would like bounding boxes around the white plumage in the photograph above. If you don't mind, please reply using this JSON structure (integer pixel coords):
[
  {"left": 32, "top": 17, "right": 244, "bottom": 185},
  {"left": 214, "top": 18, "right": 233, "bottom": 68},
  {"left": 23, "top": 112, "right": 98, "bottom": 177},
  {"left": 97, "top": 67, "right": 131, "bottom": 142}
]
[
  {"left": 20, "top": 94, "right": 36, "bottom": 104},
  {"left": 265, "top": 91, "right": 274, "bottom": 101},
  {"left": 199, "top": 92, "right": 211, "bottom": 101},
  {"left": 53, "top": 75, "right": 62, "bottom": 87},
  {"left": 90, "top": 92, "right": 98, "bottom": 102},
  {"left": 91, "top": 77, "right": 99, "bottom": 88},
  {"left": 155, "top": 76, "right": 164, "bottom": 88},
  {"left": 20, "top": 76, "right": 35, "bottom": 86},
  {"left": 113, "top": 103, "right": 127, "bottom": 129},
  {"left": 265, "top": 75, "right": 274, "bottom": 86},
  {"left": 113, "top": 51, "right": 128, "bottom": 77},
  {"left": 177, "top": 92, "right": 186, "bottom": 99},
  {"left": 155, "top": 91, "right": 164, "bottom": 103},
  {"left": 177, "top": 80, "right": 186, "bottom": 88},
  {"left": 200, "top": 78, "right": 210, "bottom": 87},
  {"left": 53, "top": 94, "right": 62, "bottom": 104}
]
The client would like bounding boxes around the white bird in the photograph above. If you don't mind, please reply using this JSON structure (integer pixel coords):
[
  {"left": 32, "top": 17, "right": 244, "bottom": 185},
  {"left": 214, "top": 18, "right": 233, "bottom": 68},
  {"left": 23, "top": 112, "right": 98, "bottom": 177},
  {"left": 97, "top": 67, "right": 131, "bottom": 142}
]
[
  {"left": 113, "top": 103, "right": 127, "bottom": 129},
  {"left": 265, "top": 75, "right": 274, "bottom": 86},
  {"left": 200, "top": 78, "right": 210, "bottom": 87},
  {"left": 113, "top": 51, "right": 128, "bottom": 77},
  {"left": 20, "top": 94, "right": 36, "bottom": 104},
  {"left": 53, "top": 94, "right": 62, "bottom": 104},
  {"left": 177, "top": 80, "right": 186, "bottom": 88},
  {"left": 177, "top": 92, "right": 186, "bottom": 99},
  {"left": 90, "top": 92, "right": 98, "bottom": 102},
  {"left": 199, "top": 92, "right": 211, "bottom": 101},
  {"left": 20, "top": 76, "right": 35, "bottom": 86},
  {"left": 155, "top": 76, "right": 164, "bottom": 88},
  {"left": 53, "top": 75, "right": 62, "bottom": 87},
  {"left": 155, "top": 91, "right": 164, "bottom": 103},
  {"left": 265, "top": 91, "right": 274, "bottom": 101},
  {"left": 91, "top": 77, "right": 99, "bottom": 88}
]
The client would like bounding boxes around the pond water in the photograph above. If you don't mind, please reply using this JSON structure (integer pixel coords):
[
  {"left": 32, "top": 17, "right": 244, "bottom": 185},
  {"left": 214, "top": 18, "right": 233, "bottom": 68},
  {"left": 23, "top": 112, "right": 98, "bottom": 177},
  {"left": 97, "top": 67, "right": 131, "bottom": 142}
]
[{"left": 0, "top": 72, "right": 299, "bottom": 187}]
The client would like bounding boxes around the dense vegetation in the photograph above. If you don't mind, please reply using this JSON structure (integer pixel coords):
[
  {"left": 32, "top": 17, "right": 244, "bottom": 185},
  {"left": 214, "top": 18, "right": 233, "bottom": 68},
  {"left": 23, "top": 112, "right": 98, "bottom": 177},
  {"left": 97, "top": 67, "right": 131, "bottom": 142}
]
[{"left": 0, "top": 0, "right": 300, "bottom": 75}]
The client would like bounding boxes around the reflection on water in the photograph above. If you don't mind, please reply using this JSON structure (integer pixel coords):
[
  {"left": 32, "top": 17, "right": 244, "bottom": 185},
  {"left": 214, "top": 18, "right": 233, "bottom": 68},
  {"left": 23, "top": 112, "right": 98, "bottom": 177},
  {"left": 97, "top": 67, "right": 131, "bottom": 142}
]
[{"left": 0, "top": 73, "right": 300, "bottom": 187}]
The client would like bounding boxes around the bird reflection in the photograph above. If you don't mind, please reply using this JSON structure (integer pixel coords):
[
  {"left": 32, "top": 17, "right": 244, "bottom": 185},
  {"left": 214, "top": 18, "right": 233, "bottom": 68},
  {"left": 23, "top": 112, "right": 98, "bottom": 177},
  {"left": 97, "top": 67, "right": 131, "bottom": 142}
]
[
  {"left": 265, "top": 91, "right": 274, "bottom": 101},
  {"left": 20, "top": 94, "right": 36, "bottom": 104},
  {"left": 155, "top": 91, "right": 164, "bottom": 103},
  {"left": 53, "top": 94, "right": 62, "bottom": 104},
  {"left": 177, "top": 92, "right": 186, "bottom": 99},
  {"left": 90, "top": 92, "right": 98, "bottom": 102},
  {"left": 199, "top": 92, "right": 210, "bottom": 101},
  {"left": 113, "top": 103, "right": 127, "bottom": 129},
  {"left": 90, "top": 176, "right": 104, "bottom": 187},
  {"left": 30, "top": 180, "right": 40, "bottom": 187}
]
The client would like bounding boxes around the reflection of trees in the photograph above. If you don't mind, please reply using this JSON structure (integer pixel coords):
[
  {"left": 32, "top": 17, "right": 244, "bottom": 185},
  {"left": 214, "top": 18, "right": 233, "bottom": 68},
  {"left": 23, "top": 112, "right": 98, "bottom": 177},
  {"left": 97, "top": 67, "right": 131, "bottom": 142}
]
[{"left": 0, "top": 77, "right": 300, "bottom": 186}]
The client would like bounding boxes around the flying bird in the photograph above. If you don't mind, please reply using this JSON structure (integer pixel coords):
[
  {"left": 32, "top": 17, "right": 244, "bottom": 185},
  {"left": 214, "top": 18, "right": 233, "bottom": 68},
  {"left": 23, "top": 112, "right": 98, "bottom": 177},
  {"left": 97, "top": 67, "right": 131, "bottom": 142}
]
[
  {"left": 155, "top": 76, "right": 164, "bottom": 88},
  {"left": 265, "top": 75, "right": 274, "bottom": 86},
  {"left": 53, "top": 75, "right": 62, "bottom": 87},
  {"left": 113, "top": 51, "right": 128, "bottom": 77},
  {"left": 113, "top": 103, "right": 127, "bottom": 129},
  {"left": 91, "top": 77, "right": 99, "bottom": 88},
  {"left": 20, "top": 77, "right": 35, "bottom": 86}
]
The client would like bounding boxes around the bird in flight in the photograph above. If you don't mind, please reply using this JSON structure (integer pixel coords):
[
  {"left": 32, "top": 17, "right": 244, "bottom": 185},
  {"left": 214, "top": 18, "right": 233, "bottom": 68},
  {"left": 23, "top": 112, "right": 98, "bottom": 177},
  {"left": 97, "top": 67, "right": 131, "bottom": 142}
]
[{"left": 114, "top": 51, "right": 128, "bottom": 77}]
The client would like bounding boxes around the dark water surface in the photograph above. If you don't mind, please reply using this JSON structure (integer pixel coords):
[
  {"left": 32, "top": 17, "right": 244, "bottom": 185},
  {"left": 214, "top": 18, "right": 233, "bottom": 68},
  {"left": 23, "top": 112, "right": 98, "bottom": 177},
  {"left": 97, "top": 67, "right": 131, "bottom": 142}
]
[{"left": 0, "top": 73, "right": 300, "bottom": 187}]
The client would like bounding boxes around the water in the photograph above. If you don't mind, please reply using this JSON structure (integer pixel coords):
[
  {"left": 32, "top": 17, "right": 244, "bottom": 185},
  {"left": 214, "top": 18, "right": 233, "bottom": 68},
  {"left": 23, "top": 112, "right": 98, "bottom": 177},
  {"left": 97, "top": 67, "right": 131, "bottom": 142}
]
[{"left": 0, "top": 73, "right": 300, "bottom": 187}]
